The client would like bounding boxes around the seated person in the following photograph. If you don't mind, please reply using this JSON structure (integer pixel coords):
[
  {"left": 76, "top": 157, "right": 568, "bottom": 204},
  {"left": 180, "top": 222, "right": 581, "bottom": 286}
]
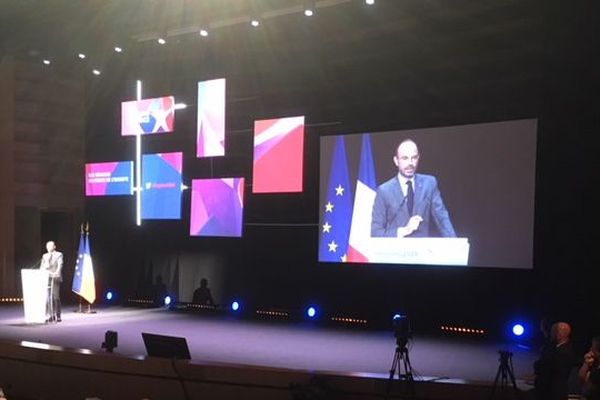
[
  {"left": 192, "top": 278, "right": 215, "bottom": 306},
  {"left": 533, "top": 321, "right": 576, "bottom": 400}
]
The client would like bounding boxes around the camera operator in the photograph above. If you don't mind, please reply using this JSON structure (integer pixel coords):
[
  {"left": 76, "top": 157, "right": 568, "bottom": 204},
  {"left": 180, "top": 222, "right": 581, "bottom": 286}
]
[{"left": 579, "top": 336, "right": 600, "bottom": 400}]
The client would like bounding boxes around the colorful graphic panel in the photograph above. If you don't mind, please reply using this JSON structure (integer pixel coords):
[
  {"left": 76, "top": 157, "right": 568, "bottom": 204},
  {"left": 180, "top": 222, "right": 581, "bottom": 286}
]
[
  {"left": 190, "top": 178, "right": 244, "bottom": 237},
  {"left": 252, "top": 116, "right": 305, "bottom": 193},
  {"left": 142, "top": 152, "right": 183, "bottom": 219},
  {"left": 85, "top": 161, "right": 134, "bottom": 196},
  {"left": 121, "top": 96, "right": 175, "bottom": 136},
  {"left": 197, "top": 79, "right": 226, "bottom": 157}
]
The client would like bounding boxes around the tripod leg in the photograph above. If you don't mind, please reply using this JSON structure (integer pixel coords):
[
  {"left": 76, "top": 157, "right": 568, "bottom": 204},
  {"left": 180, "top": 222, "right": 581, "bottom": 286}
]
[
  {"left": 386, "top": 349, "right": 400, "bottom": 399},
  {"left": 507, "top": 366, "right": 521, "bottom": 400},
  {"left": 489, "top": 366, "right": 503, "bottom": 400}
]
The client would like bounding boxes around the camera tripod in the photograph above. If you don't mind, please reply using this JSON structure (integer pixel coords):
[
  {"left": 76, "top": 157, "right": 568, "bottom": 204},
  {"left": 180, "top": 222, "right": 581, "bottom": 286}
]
[
  {"left": 386, "top": 340, "right": 415, "bottom": 399},
  {"left": 489, "top": 350, "right": 521, "bottom": 400}
]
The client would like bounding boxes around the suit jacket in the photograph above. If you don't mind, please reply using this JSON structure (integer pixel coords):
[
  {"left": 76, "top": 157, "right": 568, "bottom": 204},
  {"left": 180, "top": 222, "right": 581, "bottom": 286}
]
[
  {"left": 41, "top": 251, "right": 63, "bottom": 283},
  {"left": 371, "top": 174, "right": 456, "bottom": 238},
  {"left": 534, "top": 341, "right": 575, "bottom": 400}
]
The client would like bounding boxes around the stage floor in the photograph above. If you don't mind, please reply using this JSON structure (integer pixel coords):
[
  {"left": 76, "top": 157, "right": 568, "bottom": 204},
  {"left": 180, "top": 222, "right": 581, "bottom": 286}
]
[{"left": 0, "top": 304, "right": 537, "bottom": 386}]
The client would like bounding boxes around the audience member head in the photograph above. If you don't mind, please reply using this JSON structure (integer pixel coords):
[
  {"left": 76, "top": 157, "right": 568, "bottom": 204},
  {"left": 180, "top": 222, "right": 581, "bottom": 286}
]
[{"left": 550, "top": 322, "right": 572, "bottom": 346}]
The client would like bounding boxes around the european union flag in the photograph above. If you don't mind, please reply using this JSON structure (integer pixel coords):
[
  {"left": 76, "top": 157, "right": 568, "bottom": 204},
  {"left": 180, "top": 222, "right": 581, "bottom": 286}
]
[
  {"left": 319, "top": 136, "right": 353, "bottom": 262},
  {"left": 72, "top": 231, "right": 96, "bottom": 304}
]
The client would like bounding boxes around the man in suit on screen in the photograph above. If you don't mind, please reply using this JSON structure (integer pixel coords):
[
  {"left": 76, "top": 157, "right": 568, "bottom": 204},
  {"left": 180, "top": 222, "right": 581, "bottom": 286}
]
[
  {"left": 371, "top": 139, "right": 456, "bottom": 238},
  {"left": 40, "top": 240, "right": 63, "bottom": 322}
]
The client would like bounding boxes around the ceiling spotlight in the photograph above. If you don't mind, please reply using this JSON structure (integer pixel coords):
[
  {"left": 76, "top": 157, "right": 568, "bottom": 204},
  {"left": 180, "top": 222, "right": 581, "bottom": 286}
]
[
  {"left": 42, "top": 59, "right": 51, "bottom": 65},
  {"left": 199, "top": 29, "right": 209, "bottom": 37},
  {"left": 92, "top": 69, "right": 101, "bottom": 76},
  {"left": 78, "top": 53, "right": 86, "bottom": 59},
  {"left": 304, "top": 8, "right": 314, "bottom": 17},
  {"left": 114, "top": 46, "right": 122, "bottom": 53},
  {"left": 365, "top": 0, "right": 375, "bottom": 4},
  {"left": 157, "top": 37, "right": 166, "bottom": 45},
  {"left": 250, "top": 19, "right": 260, "bottom": 27}
]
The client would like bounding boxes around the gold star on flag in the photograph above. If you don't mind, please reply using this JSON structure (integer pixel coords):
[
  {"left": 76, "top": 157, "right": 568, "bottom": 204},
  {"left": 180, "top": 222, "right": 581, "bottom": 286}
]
[
  {"left": 328, "top": 241, "right": 338, "bottom": 252},
  {"left": 325, "top": 202, "right": 334, "bottom": 213},
  {"left": 322, "top": 222, "right": 332, "bottom": 233}
]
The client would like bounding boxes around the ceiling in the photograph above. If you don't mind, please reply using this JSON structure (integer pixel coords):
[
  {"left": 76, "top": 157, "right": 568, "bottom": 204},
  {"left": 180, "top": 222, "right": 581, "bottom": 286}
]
[{"left": 1, "top": 0, "right": 594, "bottom": 133}]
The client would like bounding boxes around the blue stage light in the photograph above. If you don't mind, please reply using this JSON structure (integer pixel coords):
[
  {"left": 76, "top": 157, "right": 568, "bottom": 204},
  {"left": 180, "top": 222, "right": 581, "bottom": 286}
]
[
  {"left": 393, "top": 313, "right": 402, "bottom": 321},
  {"left": 231, "top": 301, "right": 240, "bottom": 311},
  {"left": 105, "top": 291, "right": 113, "bottom": 301},
  {"left": 307, "top": 306, "right": 317, "bottom": 318},
  {"left": 164, "top": 296, "right": 172, "bottom": 306},
  {"left": 512, "top": 323, "right": 525, "bottom": 337}
]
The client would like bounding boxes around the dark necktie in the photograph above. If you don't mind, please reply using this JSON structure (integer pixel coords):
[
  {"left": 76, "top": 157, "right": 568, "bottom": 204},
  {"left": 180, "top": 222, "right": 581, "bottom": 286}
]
[{"left": 406, "top": 180, "right": 414, "bottom": 216}]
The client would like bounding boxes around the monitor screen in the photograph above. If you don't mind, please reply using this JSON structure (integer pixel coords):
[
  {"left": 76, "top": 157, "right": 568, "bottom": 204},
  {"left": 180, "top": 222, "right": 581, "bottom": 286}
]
[{"left": 318, "top": 119, "right": 537, "bottom": 269}]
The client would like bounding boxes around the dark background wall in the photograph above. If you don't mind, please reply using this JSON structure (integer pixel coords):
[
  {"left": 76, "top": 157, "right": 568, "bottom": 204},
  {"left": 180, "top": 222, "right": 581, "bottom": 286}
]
[{"left": 58, "top": 1, "right": 599, "bottom": 336}]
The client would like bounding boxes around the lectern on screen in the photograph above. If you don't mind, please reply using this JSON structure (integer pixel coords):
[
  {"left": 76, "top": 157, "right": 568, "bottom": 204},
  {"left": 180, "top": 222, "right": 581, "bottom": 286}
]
[{"left": 142, "top": 332, "right": 191, "bottom": 360}]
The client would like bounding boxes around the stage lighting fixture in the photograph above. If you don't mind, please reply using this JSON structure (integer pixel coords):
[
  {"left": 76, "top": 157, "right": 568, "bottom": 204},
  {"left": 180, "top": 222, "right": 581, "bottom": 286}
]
[
  {"left": 251, "top": 19, "right": 260, "bottom": 27},
  {"left": 231, "top": 301, "right": 240, "bottom": 311},
  {"left": 157, "top": 37, "right": 166, "bottom": 45},
  {"left": 304, "top": 8, "right": 314, "bottom": 17},
  {"left": 105, "top": 291, "right": 113, "bottom": 301},
  {"left": 365, "top": 0, "right": 375, "bottom": 5},
  {"left": 164, "top": 296, "right": 172, "bottom": 306},
  {"left": 101, "top": 330, "right": 118, "bottom": 353},
  {"left": 199, "top": 29, "right": 209, "bottom": 37},
  {"left": 92, "top": 69, "right": 101, "bottom": 76},
  {"left": 174, "top": 103, "right": 187, "bottom": 110},
  {"left": 512, "top": 323, "right": 525, "bottom": 337},
  {"left": 114, "top": 46, "right": 122, "bottom": 53},
  {"left": 42, "top": 59, "right": 50, "bottom": 65},
  {"left": 78, "top": 53, "right": 86, "bottom": 59},
  {"left": 306, "top": 306, "right": 317, "bottom": 318}
]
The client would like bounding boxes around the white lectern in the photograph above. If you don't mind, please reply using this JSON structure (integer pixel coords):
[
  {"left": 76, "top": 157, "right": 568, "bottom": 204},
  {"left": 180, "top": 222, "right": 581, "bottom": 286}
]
[
  {"left": 368, "top": 237, "right": 470, "bottom": 266},
  {"left": 21, "top": 269, "right": 49, "bottom": 323}
]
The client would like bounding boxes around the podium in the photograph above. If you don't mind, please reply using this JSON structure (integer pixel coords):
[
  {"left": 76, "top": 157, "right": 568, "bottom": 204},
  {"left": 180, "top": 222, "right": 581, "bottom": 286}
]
[
  {"left": 21, "top": 269, "right": 49, "bottom": 323},
  {"left": 368, "top": 237, "right": 470, "bottom": 266}
]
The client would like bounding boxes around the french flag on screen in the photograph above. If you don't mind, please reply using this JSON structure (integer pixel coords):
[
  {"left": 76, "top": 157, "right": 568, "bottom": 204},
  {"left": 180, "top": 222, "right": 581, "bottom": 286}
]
[
  {"left": 347, "top": 134, "right": 377, "bottom": 263},
  {"left": 319, "top": 136, "right": 353, "bottom": 262}
]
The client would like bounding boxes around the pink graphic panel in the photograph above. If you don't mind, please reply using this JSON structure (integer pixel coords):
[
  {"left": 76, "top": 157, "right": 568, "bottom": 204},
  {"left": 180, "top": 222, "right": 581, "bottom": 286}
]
[
  {"left": 85, "top": 161, "right": 134, "bottom": 196},
  {"left": 197, "top": 79, "right": 226, "bottom": 157},
  {"left": 121, "top": 96, "right": 175, "bottom": 136},
  {"left": 190, "top": 178, "right": 244, "bottom": 237},
  {"left": 252, "top": 116, "right": 305, "bottom": 193}
]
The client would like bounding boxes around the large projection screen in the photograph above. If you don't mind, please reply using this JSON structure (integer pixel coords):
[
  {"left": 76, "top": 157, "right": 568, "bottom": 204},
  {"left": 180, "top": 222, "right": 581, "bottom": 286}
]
[{"left": 318, "top": 119, "right": 537, "bottom": 269}]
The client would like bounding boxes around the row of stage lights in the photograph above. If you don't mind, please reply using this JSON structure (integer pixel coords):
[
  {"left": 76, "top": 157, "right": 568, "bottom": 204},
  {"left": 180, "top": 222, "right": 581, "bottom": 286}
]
[
  {"left": 115, "top": 292, "right": 367, "bottom": 325},
  {"left": 36, "top": 0, "right": 377, "bottom": 75},
  {"left": 114, "top": 292, "right": 531, "bottom": 338}
]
